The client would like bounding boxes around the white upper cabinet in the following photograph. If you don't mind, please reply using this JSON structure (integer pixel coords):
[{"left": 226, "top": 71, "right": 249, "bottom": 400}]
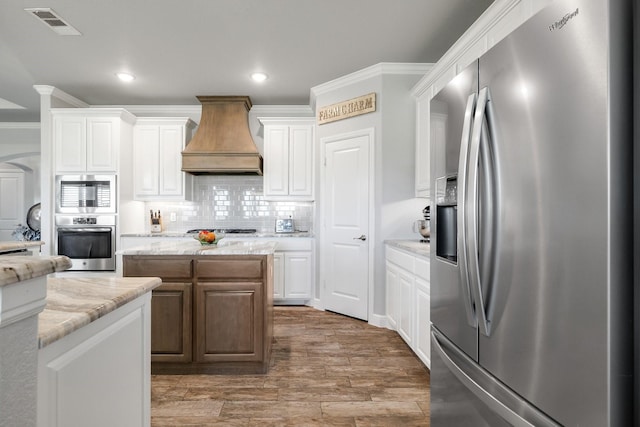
[
  {"left": 260, "top": 118, "right": 315, "bottom": 201},
  {"left": 53, "top": 110, "right": 134, "bottom": 173},
  {"left": 412, "top": 0, "right": 552, "bottom": 200},
  {"left": 132, "top": 118, "right": 196, "bottom": 201}
]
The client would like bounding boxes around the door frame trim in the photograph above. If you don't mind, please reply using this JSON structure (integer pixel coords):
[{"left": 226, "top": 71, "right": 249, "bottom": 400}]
[{"left": 318, "top": 127, "right": 375, "bottom": 321}]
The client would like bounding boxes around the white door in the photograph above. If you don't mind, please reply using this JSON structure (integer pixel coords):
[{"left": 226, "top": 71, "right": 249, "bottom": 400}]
[
  {"left": 321, "top": 129, "right": 372, "bottom": 321},
  {"left": 0, "top": 171, "right": 25, "bottom": 240}
]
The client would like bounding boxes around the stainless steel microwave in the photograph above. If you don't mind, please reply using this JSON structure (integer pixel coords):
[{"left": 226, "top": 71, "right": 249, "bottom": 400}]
[{"left": 55, "top": 174, "right": 116, "bottom": 214}]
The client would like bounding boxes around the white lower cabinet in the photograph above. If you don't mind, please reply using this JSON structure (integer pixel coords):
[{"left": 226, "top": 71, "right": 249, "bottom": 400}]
[
  {"left": 38, "top": 294, "right": 152, "bottom": 427},
  {"left": 385, "top": 244, "right": 430, "bottom": 368},
  {"left": 272, "top": 239, "right": 314, "bottom": 302}
]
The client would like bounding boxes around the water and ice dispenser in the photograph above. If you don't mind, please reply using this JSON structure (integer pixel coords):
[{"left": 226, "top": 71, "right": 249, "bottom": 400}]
[{"left": 435, "top": 176, "right": 458, "bottom": 263}]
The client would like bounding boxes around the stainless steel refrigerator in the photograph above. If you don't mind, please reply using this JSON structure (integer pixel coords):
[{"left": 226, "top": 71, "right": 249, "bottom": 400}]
[{"left": 430, "top": 0, "right": 633, "bottom": 425}]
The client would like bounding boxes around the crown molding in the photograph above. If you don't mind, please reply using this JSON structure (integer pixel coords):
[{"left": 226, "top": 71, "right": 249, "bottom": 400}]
[
  {"left": 411, "top": 0, "right": 522, "bottom": 97},
  {"left": 33, "top": 85, "right": 89, "bottom": 108},
  {"left": 250, "top": 105, "right": 314, "bottom": 117}
]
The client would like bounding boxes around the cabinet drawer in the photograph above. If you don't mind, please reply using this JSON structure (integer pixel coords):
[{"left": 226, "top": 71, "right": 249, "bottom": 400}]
[
  {"left": 415, "top": 257, "right": 430, "bottom": 282},
  {"left": 274, "top": 238, "right": 313, "bottom": 251},
  {"left": 196, "top": 258, "right": 263, "bottom": 279},
  {"left": 386, "top": 247, "right": 414, "bottom": 272},
  {"left": 124, "top": 257, "right": 192, "bottom": 279}
]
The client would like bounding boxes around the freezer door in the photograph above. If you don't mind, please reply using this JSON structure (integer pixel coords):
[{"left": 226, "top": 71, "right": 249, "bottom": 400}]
[
  {"left": 430, "top": 63, "right": 479, "bottom": 361},
  {"left": 431, "top": 327, "right": 560, "bottom": 427},
  {"left": 475, "top": 0, "right": 632, "bottom": 425}
]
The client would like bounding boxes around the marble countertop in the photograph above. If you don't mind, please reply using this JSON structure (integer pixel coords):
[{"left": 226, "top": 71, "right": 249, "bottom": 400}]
[
  {"left": 385, "top": 239, "right": 430, "bottom": 258},
  {"left": 0, "top": 241, "right": 44, "bottom": 252},
  {"left": 38, "top": 276, "right": 162, "bottom": 348},
  {"left": 121, "top": 231, "right": 314, "bottom": 238},
  {"left": 0, "top": 256, "right": 72, "bottom": 287},
  {"left": 118, "top": 239, "right": 278, "bottom": 256}
]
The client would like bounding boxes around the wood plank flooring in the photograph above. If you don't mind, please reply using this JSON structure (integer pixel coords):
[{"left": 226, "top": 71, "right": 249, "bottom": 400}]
[{"left": 151, "top": 306, "right": 430, "bottom": 426}]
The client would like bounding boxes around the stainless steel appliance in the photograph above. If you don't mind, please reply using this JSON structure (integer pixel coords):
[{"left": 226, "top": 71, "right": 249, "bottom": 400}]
[
  {"left": 430, "top": 0, "right": 633, "bottom": 425},
  {"left": 275, "top": 217, "right": 294, "bottom": 233},
  {"left": 56, "top": 174, "right": 116, "bottom": 214},
  {"left": 56, "top": 215, "right": 116, "bottom": 271}
]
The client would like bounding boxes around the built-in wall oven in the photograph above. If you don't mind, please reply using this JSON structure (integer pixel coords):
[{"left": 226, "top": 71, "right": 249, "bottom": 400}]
[
  {"left": 55, "top": 174, "right": 117, "bottom": 271},
  {"left": 55, "top": 215, "right": 116, "bottom": 271}
]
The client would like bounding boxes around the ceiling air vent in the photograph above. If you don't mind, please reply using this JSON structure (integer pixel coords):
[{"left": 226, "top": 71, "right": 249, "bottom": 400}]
[{"left": 25, "top": 8, "right": 81, "bottom": 36}]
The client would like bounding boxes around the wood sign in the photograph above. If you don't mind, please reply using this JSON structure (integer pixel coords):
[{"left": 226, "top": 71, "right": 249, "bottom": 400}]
[{"left": 317, "top": 93, "right": 376, "bottom": 125}]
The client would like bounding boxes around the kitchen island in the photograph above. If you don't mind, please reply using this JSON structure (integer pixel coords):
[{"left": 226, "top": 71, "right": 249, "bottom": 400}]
[
  {"left": 37, "top": 275, "right": 161, "bottom": 427},
  {"left": 121, "top": 240, "right": 276, "bottom": 374},
  {"left": 0, "top": 255, "right": 161, "bottom": 427}
]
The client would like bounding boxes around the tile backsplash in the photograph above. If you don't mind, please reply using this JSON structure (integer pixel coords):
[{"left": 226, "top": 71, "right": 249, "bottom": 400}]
[{"left": 145, "top": 176, "right": 314, "bottom": 233}]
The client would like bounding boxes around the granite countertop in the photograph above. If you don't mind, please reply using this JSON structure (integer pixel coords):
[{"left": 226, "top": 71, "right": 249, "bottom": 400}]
[
  {"left": 120, "top": 231, "right": 314, "bottom": 238},
  {"left": 38, "top": 276, "right": 162, "bottom": 348},
  {"left": 0, "top": 241, "right": 44, "bottom": 252},
  {"left": 386, "top": 239, "right": 430, "bottom": 258},
  {"left": 0, "top": 255, "right": 72, "bottom": 287},
  {"left": 118, "top": 239, "right": 278, "bottom": 256}
]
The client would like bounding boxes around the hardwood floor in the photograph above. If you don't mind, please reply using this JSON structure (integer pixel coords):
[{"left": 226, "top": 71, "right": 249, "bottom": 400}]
[{"left": 151, "top": 306, "right": 430, "bottom": 426}]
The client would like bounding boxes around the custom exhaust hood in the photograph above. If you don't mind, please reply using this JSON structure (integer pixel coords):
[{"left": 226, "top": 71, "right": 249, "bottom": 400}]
[{"left": 181, "top": 96, "right": 263, "bottom": 175}]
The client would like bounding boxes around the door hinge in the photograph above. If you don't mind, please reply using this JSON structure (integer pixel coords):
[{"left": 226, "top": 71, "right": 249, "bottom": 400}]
[{"left": 323, "top": 157, "right": 327, "bottom": 166}]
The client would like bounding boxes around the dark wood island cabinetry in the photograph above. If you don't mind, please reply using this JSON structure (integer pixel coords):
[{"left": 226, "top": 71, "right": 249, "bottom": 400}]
[{"left": 122, "top": 241, "right": 274, "bottom": 374}]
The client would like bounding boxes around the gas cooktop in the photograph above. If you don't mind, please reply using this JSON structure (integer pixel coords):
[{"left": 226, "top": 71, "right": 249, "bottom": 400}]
[{"left": 186, "top": 228, "right": 257, "bottom": 234}]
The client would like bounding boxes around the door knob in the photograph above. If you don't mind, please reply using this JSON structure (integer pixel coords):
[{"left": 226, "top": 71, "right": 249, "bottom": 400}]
[{"left": 353, "top": 234, "right": 367, "bottom": 241}]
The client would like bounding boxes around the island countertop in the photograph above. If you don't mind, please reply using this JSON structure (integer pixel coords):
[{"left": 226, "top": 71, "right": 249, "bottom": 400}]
[
  {"left": 118, "top": 239, "right": 278, "bottom": 256},
  {"left": 38, "top": 276, "right": 162, "bottom": 348},
  {"left": 0, "top": 240, "right": 44, "bottom": 252},
  {"left": 0, "top": 255, "right": 71, "bottom": 287}
]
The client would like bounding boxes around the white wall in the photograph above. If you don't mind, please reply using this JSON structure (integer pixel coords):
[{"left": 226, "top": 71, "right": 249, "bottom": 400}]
[{"left": 312, "top": 63, "right": 429, "bottom": 318}]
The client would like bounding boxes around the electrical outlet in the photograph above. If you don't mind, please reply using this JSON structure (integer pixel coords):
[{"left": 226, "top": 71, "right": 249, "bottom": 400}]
[{"left": 170, "top": 212, "right": 177, "bottom": 222}]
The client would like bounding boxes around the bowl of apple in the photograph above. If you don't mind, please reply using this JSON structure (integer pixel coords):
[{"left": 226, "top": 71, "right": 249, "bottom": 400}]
[{"left": 194, "top": 230, "right": 224, "bottom": 245}]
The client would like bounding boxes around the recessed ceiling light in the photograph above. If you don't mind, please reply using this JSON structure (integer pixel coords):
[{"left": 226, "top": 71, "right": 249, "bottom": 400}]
[
  {"left": 116, "top": 72, "right": 135, "bottom": 82},
  {"left": 251, "top": 72, "right": 268, "bottom": 83}
]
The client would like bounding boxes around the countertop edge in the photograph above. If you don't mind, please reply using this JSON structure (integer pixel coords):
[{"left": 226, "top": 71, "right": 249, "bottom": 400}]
[
  {"left": 38, "top": 276, "right": 162, "bottom": 348},
  {"left": 0, "top": 256, "right": 72, "bottom": 288},
  {"left": 385, "top": 239, "right": 430, "bottom": 258}
]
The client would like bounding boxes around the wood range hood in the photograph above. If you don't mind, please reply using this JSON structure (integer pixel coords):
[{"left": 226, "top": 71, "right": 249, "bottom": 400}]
[{"left": 181, "top": 96, "right": 263, "bottom": 175}]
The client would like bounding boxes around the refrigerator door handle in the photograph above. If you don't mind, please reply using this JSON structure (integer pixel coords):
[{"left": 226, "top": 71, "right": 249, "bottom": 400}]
[
  {"left": 431, "top": 328, "right": 561, "bottom": 427},
  {"left": 467, "top": 87, "right": 491, "bottom": 336},
  {"left": 457, "top": 92, "right": 478, "bottom": 328}
]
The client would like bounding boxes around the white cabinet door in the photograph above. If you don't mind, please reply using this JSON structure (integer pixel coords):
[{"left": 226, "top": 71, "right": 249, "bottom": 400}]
[
  {"left": 132, "top": 119, "right": 194, "bottom": 200},
  {"left": 133, "top": 126, "right": 161, "bottom": 197},
  {"left": 415, "top": 278, "right": 430, "bottom": 368},
  {"left": 159, "top": 126, "right": 185, "bottom": 196},
  {"left": 415, "top": 90, "right": 431, "bottom": 198},
  {"left": 385, "top": 261, "right": 399, "bottom": 329},
  {"left": 397, "top": 269, "right": 414, "bottom": 346},
  {"left": 288, "top": 126, "right": 314, "bottom": 198},
  {"left": 54, "top": 114, "right": 121, "bottom": 173},
  {"left": 263, "top": 126, "right": 289, "bottom": 197},
  {"left": 86, "top": 117, "right": 118, "bottom": 171},
  {"left": 284, "top": 252, "right": 312, "bottom": 299},
  {"left": 261, "top": 118, "right": 315, "bottom": 201},
  {"left": 273, "top": 252, "right": 284, "bottom": 299},
  {"left": 55, "top": 117, "right": 86, "bottom": 172}
]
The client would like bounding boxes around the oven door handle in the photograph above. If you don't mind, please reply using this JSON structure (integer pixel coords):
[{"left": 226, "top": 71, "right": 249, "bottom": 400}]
[{"left": 57, "top": 227, "right": 113, "bottom": 233}]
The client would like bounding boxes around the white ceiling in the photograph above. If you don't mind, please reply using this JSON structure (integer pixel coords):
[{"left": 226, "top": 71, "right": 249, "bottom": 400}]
[{"left": 0, "top": 0, "right": 493, "bottom": 122}]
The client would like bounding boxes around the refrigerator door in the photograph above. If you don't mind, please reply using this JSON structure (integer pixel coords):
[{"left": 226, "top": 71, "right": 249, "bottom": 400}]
[
  {"left": 430, "top": 63, "right": 479, "bottom": 360},
  {"left": 431, "top": 328, "right": 560, "bottom": 427},
  {"left": 474, "top": 0, "right": 632, "bottom": 425}
]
